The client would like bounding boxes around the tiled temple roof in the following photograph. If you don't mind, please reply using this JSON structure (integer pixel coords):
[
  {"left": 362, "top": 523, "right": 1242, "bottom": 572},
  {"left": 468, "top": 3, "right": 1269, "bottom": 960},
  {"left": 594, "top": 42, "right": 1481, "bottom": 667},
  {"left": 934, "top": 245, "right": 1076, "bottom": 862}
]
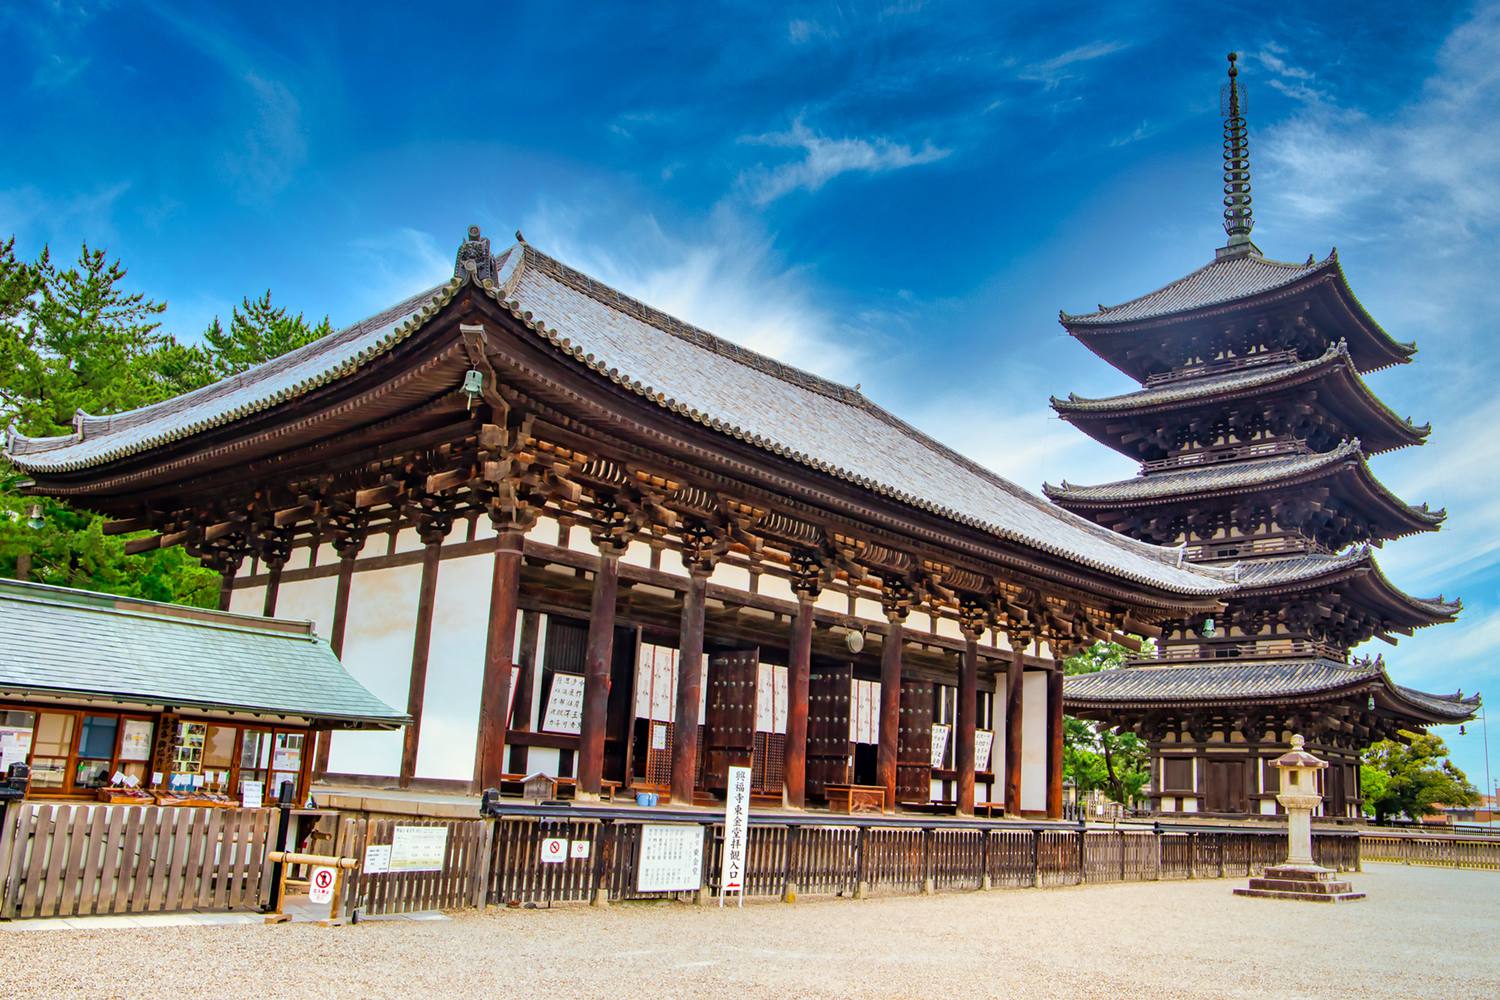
[
  {"left": 0, "top": 580, "right": 407, "bottom": 728},
  {"left": 1061, "top": 252, "right": 1329, "bottom": 326},
  {"left": 1064, "top": 657, "right": 1478, "bottom": 722},
  {"left": 1044, "top": 440, "right": 1446, "bottom": 536},
  {"left": 1232, "top": 546, "right": 1461, "bottom": 624},
  {"left": 1049, "top": 342, "right": 1430, "bottom": 450},
  {"left": 4, "top": 239, "right": 1238, "bottom": 599}
]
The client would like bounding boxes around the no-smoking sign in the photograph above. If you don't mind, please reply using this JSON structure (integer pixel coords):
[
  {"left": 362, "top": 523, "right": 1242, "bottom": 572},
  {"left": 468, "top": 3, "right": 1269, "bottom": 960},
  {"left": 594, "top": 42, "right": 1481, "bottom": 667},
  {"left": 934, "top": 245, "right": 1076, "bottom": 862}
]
[
  {"left": 309, "top": 865, "right": 337, "bottom": 904},
  {"left": 540, "top": 837, "right": 568, "bottom": 863}
]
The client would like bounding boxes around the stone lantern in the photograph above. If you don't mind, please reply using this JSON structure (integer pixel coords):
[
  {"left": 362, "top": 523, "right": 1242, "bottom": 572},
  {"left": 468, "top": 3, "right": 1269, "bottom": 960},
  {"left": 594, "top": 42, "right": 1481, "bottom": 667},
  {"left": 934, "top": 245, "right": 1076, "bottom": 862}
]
[{"left": 1234, "top": 735, "right": 1365, "bottom": 903}]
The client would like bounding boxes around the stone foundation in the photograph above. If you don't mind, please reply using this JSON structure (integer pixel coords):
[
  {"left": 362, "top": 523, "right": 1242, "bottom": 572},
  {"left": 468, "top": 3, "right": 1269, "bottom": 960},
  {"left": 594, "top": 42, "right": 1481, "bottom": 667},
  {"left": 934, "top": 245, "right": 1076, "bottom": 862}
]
[{"left": 1233, "top": 864, "right": 1365, "bottom": 903}]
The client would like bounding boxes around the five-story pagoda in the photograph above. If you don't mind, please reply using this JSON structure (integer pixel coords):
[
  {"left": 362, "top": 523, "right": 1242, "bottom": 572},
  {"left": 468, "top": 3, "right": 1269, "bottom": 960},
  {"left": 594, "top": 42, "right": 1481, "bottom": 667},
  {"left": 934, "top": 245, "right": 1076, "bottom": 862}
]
[{"left": 1050, "top": 54, "right": 1477, "bottom": 821}]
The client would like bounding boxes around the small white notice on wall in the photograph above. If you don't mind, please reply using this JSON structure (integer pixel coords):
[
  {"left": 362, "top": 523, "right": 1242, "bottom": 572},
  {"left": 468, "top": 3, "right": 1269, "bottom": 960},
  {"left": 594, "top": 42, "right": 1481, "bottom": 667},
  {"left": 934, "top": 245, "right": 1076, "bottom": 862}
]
[
  {"left": 651, "top": 722, "right": 669, "bottom": 750},
  {"left": 930, "top": 723, "right": 951, "bottom": 769},
  {"left": 363, "top": 844, "right": 391, "bottom": 875},
  {"left": 241, "top": 780, "right": 264, "bottom": 809},
  {"left": 308, "top": 866, "right": 337, "bottom": 905},
  {"left": 570, "top": 839, "right": 591, "bottom": 860},
  {"left": 636, "top": 824, "right": 704, "bottom": 893},
  {"left": 542, "top": 672, "right": 586, "bottom": 734},
  {"left": 975, "top": 730, "right": 994, "bottom": 772},
  {"left": 390, "top": 825, "right": 448, "bottom": 872}
]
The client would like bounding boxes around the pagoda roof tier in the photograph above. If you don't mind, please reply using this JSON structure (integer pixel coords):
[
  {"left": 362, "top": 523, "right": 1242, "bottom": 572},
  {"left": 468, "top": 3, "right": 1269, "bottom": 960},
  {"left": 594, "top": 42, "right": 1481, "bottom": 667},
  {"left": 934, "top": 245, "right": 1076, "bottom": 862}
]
[
  {"left": 1063, "top": 657, "right": 1478, "bottom": 725},
  {"left": 1045, "top": 440, "right": 1446, "bottom": 542},
  {"left": 4, "top": 234, "right": 1238, "bottom": 603},
  {"left": 1050, "top": 341, "right": 1430, "bottom": 458},
  {"left": 1058, "top": 249, "right": 1417, "bottom": 381},
  {"left": 1231, "top": 546, "right": 1461, "bottom": 632}
]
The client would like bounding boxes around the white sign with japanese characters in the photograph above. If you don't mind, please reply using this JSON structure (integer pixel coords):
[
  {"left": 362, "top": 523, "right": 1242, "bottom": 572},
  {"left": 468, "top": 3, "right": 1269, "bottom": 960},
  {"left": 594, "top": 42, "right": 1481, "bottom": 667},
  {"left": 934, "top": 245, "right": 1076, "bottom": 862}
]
[
  {"left": 720, "top": 765, "right": 752, "bottom": 907},
  {"left": 636, "top": 824, "right": 704, "bottom": 893},
  {"left": 975, "top": 729, "right": 995, "bottom": 773},
  {"left": 930, "top": 723, "right": 951, "bottom": 770},
  {"left": 542, "top": 672, "right": 586, "bottom": 734},
  {"left": 389, "top": 825, "right": 448, "bottom": 873}
]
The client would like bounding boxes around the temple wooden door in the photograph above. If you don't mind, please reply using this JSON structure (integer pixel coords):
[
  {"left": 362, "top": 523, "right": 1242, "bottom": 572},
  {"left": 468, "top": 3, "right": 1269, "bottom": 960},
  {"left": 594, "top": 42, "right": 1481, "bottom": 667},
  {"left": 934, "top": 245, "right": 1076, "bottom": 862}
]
[
  {"left": 806, "top": 663, "right": 853, "bottom": 798},
  {"left": 895, "top": 679, "right": 934, "bottom": 806},
  {"left": 1204, "top": 759, "right": 1248, "bottom": 814},
  {"left": 702, "top": 648, "right": 759, "bottom": 791}
]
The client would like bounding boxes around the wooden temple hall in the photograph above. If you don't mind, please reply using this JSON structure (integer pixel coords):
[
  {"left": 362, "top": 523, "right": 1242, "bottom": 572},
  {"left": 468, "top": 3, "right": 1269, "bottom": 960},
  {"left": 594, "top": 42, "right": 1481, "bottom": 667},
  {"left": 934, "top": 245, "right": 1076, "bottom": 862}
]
[
  {"left": 1051, "top": 55, "right": 1477, "bottom": 819},
  {"left": 4, "top": 228, "right": 1244, "bottom": 820}
]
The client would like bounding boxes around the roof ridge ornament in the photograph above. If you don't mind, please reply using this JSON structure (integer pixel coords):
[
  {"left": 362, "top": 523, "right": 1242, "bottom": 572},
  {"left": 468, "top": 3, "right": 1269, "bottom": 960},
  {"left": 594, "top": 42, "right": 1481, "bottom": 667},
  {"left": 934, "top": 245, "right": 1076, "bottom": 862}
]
[
  {"left": 1217, "top": 52, "right": 1261, "bottom": 259},
  {"left": 454, "top": 225, "right": 496, "bottom": 284}
]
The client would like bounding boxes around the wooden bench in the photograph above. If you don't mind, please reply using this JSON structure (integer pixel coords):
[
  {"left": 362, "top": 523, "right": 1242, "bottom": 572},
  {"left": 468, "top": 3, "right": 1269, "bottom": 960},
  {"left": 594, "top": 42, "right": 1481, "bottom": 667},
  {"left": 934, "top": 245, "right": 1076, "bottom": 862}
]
[{"left": 825, "top": 784, "right": 885, "bottom": 815}]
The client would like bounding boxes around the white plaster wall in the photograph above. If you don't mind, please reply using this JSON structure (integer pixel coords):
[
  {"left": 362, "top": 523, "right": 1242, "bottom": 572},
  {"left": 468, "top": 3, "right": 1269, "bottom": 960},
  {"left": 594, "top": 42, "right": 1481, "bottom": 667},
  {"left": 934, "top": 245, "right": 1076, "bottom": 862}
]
[
  {"left": 1020, "top": 671, "right": 1047, "bottom": 812},
  {"left": 391, "top": 526, "right": 424, "bottom": 555},
  {"left": 854, "top": 597, "right": 884, "bottom": 622},
  {"left": 756, "top": 573, "right": 795, "bottom": 603},
  {"left": 414, "top": 553, "right": 491, "bottom": 780},
  {"left": 275, "top": 574, "right": 339, "bottom": 639},
  {"left": 1260, "top": 799, "right": 1277, "bottom": 816},
  {"left": 1161, "top": 796, "right": 1177, "bottom": 812},
  {"left": 934, "top": 616, "right": 962, "bottom": 640},
  {"left": 528, "top": 747, "right": 561, "bottom": 778},
  {"left": 328, "top": 563, "right": 421, "bottom": 776},
  {"left": 228, "top": 584, "right": 265, "bottom": 617},
  {"left": 907, "top": 610, "right": 931, "bottom": 633},
  {"left": 814, "top": 588, "right": 845, "bottom": 615},
  {"left": 712, "top": 562, "right": 752, "bottom": 591},
  {"left": 620, "top": 539, "right": 654, "bottom": 569}
]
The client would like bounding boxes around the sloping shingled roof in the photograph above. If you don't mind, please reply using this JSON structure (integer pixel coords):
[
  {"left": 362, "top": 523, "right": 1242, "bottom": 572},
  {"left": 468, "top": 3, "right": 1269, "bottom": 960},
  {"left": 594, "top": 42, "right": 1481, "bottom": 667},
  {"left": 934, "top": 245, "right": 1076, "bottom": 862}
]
[
  {"left": 1044, "top": 440, "right": 1445, "bottom": 533},
  {"left": 0, "top": 581, "right": 407, "bottom": 728},
  {"left": 1231, "top": 547, "right": 1461, "bottom": 621},
  {"left": 5, "top": 239, "right": 1238, "bottom": 598},
  {"left": 1061, "top": 252, "right": 1330, "bottom": 326},
  {"left": 1050, "top": 341, "right": 1430, "bottom": 446},
  {"left": 1064, "top": 657, "right": 1477, "bottom": 722}
]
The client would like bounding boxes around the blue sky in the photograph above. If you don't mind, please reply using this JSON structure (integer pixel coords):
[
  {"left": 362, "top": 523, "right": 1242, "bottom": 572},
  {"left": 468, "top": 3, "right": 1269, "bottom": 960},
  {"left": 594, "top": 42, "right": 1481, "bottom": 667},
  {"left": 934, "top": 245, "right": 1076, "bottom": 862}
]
[{"left": 4, "top": 1, "right": 1498, "bottom": 790}]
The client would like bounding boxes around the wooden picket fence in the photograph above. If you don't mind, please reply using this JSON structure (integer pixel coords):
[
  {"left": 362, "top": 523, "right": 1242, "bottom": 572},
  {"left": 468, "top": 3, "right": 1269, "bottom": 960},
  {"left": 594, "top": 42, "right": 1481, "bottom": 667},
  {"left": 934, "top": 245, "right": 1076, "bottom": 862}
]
[
  {"left": 334, "top": 815, "right": 492, "bottom": 916},
  {"left": 1360, "top": 833, "right": 1500, "bottom": 871},
  {"left": 0, "top": 803, "right": 274, "bottom": 920}
]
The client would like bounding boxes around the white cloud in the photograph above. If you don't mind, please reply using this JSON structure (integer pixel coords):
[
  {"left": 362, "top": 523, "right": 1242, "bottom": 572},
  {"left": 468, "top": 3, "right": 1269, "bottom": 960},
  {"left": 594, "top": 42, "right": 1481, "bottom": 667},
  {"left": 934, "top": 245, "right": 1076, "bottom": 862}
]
[
  {"left": 1020, "top": 39, "right": 1129, "bottom": 90},
  {"left": 521, "top": 202, "right": 868, "bottom": 382},
  {"left": 739, "top": 118, "right": 950, "bottom": 205},
  {"left": 222, "top": 72, "right": 307, "bottom": 202},
  {"left": 346, "top": 227, "right": 451, "bottom": 316}
]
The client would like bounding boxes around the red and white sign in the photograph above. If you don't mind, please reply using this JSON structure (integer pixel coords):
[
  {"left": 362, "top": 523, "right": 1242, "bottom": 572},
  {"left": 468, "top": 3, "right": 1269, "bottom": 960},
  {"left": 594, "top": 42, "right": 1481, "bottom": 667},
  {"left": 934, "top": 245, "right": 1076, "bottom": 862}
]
[
  {"left": 540, "top": 837, "right": 568, "bottom": 864},
  {"left": 719, "top": 765, "right": 752, "bottom": 908},
  {"left": 570, "top": 839, "right": 591, "bottom": 860},
  {"left": 309, "top": 866, "right": 336, "bottom": 904}
]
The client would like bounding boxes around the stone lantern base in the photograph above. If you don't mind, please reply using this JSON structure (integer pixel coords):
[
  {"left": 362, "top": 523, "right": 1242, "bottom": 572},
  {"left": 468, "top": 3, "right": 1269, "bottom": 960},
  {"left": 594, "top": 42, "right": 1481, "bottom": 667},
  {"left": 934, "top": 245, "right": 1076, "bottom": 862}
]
[{"left": 1234, "top": 865, "right": 1366, "bottom": 903}]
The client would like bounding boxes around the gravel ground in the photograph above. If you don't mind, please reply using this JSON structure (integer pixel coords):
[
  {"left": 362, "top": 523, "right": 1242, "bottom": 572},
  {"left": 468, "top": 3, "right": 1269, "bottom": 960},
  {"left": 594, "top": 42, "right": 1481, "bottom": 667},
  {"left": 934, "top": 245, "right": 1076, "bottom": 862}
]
[{"left": 4, "top": 865, "right": 1496, "bottom": 999}]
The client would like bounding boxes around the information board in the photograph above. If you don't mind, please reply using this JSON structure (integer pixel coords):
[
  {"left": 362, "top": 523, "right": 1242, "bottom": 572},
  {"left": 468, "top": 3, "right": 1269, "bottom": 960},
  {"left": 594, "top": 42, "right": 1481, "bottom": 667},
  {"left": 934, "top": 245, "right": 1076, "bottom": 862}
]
[
  {"left": 930, "top": 723, "right": 951, "bottom": 769},
  {"left": 389, "top": 825, "right": 448, "bottom": 872},
  {"left": 240, "top": 779, "right": 263, "bottom": 809},
  {"left": 720, "top": 765, "right": 751, "bottom": 907},
  {"left": 541, "top": 672, "right": 586, "bottom": 734},
  {"left": 362, "top": 844, "right": 391, "bottom": 874},
  {"left": 635, "top": 823, "right": 704, "bottom": 893},
  {"left": 975, "top": 729, "right": 995, "bottom": 772}
]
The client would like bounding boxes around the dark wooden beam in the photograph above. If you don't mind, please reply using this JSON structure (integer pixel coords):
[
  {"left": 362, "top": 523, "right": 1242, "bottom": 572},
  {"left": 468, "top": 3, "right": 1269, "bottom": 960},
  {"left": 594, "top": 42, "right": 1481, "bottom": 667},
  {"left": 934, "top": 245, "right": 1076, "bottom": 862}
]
[
  {"left": 877, "top": 616, "right": 905, "bottom": 812},
  {"left": 783, "top": 595, "right": 814, "bottom": 808},
  {"left": 1004, "top": 646, "right": 1025, "bottom": 816},
  {"left": 956, "top": 636, "right": 978, "bottom": 816}
]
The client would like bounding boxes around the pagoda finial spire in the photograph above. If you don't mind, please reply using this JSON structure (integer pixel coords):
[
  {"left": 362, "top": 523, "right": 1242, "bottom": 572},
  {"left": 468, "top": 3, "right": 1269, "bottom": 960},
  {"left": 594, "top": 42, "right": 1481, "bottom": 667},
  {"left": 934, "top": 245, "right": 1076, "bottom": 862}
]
[{"left": 1219, "top": 52, "right": 1258, "bottom": 257}]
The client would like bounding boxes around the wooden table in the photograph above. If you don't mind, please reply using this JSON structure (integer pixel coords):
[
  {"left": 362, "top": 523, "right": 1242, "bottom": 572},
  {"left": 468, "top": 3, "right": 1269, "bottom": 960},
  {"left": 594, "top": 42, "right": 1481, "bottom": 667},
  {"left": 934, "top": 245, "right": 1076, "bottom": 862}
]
[{"left": 825, "top": 784, "right": 885, "bottom": 815}]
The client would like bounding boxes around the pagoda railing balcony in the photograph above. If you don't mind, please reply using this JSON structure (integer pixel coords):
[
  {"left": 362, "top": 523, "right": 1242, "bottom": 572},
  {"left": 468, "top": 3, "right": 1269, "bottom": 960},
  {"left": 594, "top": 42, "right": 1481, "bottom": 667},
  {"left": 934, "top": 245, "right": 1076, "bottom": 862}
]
[
  {"left": 1144, "top": 437, "right": 1307, "bottom": 474},
  {"left": 1183, "top": 533, "right": 1323, "bottom": 563},
  {"left": 1143, "top": 348, "right": 1302, "bottom": 387},
  {"left": 1153, "top": 637, "right": 1346, "bottom": 663}
]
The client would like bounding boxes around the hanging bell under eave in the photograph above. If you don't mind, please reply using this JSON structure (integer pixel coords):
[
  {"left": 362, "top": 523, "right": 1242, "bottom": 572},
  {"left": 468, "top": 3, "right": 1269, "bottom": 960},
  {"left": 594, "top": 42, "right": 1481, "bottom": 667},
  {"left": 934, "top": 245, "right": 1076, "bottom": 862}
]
[{"left": 462, "top": 369, "right": 484, "bottom": 411}]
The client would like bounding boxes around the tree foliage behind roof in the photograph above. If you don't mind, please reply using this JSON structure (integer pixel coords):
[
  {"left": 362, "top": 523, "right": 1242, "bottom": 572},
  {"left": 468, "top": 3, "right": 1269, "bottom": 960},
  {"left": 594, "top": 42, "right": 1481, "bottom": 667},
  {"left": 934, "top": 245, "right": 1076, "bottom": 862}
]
[
  {"left": 0, "top": 236, "right": 329, "bottom": 607},
  {"left": 1361, "top": 732, "right": 1478, "bottom": 822}
]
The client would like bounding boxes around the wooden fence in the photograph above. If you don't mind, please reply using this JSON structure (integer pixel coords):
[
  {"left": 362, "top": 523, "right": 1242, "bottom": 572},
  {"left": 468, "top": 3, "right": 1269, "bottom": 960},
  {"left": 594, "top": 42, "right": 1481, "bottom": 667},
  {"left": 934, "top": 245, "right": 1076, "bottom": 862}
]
[
  {"left": 0, "top": 803, "right": 274, "bottom": 920},
  {"left": 334, "top": 815, "right": 492, "bottom": 916},
  {"left": 1360, "top": 833, "right": 1500, "bottom": 871}
]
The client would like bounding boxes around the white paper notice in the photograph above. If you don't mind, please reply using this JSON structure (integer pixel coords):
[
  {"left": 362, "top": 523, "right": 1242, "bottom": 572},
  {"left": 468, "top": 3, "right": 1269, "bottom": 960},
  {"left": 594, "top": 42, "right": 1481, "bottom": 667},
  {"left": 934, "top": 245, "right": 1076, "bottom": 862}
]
[
  {"left": 363, "top": 844, "right": 391, "bottom": 875},
  {"left": 975, "top": 730, "right": 995, "bottom": 772},
  {"left": 540, "top": 837, "right": 568, "bottom": 864},
  {"left": 930, "top": 723, "right": 951, "bottom": 770},
  {"left": 390, "top": 825, "right": 449, "bottom": 872},
  {"left": 636, "top": 824, "right": 704, "bottom": 893},
  {"left": 241, "top": 780, "right": 264, "bottom": 809},
  {"left": 541, "top": 672, "right": 586, "bottom": 734}
]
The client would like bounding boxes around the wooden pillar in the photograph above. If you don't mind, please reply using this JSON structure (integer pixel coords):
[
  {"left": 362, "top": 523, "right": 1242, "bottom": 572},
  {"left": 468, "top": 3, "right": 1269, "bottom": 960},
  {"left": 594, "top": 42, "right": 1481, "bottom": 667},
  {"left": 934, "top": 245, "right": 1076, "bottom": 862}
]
[
  {"left": 217, "top": 571, "right": 235, "bottom": 612},
  {"left": 399, "top": 534, "right": 446, "bottom": 787},
  {"left": 262, "top": 560, "right": 284, "bottom": 617},
  {"left": 577, "top": 552, "right": 619, "bottom": 797},
  {"left": 1047, "top": 667, "right": 1065, "bottom": 820},
  {"left": 315, "top": 536, "right": 363, "bottom": 781},
  {"left": 507, "top": 609, "right": 541, "bottom": 773},
  {"left": 877, "top": 615, "right": 904, "bottom": 812},
  {"left": 475, "top": 528, "right": 524, "bottom": 792},
  {"left": 1004, "top": 644, "right": 1025, "bottom": 816},
  {"left": 956, "top": 635, "right": 979, "bottom": 816},
  {"left": 784, "top": 596, "right": 814, "bottom": 808},
  {"left": 670, "top": 570, "right": 709, "bottom": 805}
]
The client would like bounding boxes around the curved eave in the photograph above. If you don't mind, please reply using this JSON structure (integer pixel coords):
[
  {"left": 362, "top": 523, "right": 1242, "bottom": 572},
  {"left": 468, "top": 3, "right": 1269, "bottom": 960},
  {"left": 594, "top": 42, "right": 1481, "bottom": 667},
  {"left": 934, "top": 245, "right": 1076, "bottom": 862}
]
[
  {"left": 1051, "top": 342, "right": 1430, "bottom": 456},
  {"left": 1059, "top": 254, "right": 1417, "bottom": 380},
  {"left": 1238, "top": 551, "right": 1461, "bottom": 631},
  {"left": 1047, "top": 445, "right": 1446, "bottom": 542}
]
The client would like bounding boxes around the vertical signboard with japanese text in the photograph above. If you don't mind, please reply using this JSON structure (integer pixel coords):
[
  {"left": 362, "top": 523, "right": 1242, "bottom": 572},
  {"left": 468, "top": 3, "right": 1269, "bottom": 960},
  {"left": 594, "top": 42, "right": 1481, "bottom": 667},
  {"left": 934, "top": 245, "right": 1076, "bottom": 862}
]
[{"left": 720, "top": 764, "right": 751, "bottom": 907}]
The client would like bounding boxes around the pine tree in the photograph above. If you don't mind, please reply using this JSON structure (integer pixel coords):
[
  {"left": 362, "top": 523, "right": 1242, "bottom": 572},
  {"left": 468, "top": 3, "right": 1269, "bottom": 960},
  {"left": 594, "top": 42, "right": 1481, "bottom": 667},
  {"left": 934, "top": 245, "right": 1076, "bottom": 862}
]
[{"left": 201, "top": 290, "right": 330, "bottom": 379}]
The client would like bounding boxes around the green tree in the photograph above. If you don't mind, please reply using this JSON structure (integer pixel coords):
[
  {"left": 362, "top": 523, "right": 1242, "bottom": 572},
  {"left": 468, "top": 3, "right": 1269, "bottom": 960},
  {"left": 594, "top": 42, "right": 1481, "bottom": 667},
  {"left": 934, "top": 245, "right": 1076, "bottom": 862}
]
[
  {"left": 0, "top": 240, "right": 322, "bottom": 609},
  {"left": 1360, "top": 733, "right": 1478, "bottom": 822},
  {"left": 201, "top": 290, "right": 329, "bottom": 378},
  {"left": 1062, "top": 641, "right": 1152, "bottom": 806}
]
